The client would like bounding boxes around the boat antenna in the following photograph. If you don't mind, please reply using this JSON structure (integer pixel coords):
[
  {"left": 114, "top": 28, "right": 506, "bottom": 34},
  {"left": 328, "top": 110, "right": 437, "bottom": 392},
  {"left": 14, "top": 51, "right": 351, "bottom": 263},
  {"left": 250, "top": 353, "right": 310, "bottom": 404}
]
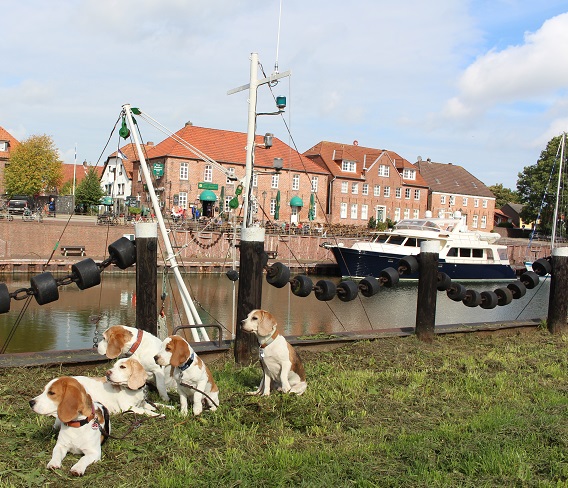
[{"left": 273, "top": 0, "right": 283, "bottom": 75}]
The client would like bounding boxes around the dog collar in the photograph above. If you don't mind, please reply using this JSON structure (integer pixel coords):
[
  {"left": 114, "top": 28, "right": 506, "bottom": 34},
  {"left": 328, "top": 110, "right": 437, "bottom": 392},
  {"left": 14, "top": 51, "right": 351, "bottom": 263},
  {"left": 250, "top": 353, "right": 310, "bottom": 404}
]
[
  {"left": 64, "top": 405, "right": 95, "bottom": 428},
  {"left": 127, "top": 329, "right": 144, "bottom": 355},
  {"left": 179, "top": 352, "right": 195, "bottom": 371},
  {"left": 259, "top": 328, "right": 279, "bottom": 349}
]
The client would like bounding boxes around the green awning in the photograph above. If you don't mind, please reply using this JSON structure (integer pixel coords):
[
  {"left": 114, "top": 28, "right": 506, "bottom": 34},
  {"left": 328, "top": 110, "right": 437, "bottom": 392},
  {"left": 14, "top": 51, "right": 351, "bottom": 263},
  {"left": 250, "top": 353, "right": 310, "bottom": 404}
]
[
  {"left": 289, "top": 196, "right": 303, "bottom": 207},
  {"left": 199, "top": 190, "right": 217, "bottom": 202}
]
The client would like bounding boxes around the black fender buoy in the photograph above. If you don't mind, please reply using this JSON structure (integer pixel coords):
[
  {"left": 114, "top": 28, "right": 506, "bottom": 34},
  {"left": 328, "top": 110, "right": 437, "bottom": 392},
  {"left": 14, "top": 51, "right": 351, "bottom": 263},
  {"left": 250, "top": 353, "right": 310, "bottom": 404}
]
[
  {"left": 379, "top": 267, "right": 399, "bottom": 288},
  {"left": 291, "top": 275, "right": 313, "bottom": 297},
  {"left": 532, "top": 258, "right": 551, "bottom": 276},
  {"left": 266, "top": 262, "right": 291, "bottom": 288},
  {"left": 494, "top": 287, "right": 513, "bottom": 306},
  {"left": 314, "top": 280, "right": 336, "bottom": 301},
  {"left": 462, "top": 289, "right": 482, "bottom": 307},
  {"left": 359, "top": 276, "right": 380, "bottom": 297},
  {"left": 436, "top": 272, "right": 452, "bottom": 291},
  {"left": 108, "top": 237, "right": 136, "bottom": 269},
  {"left": 31, "top": 272, "right": 59, "bottom": 305},
  {"left": 447, "top": 283, "right": 467, "bottom": 301},
  {"left": 72, "top": 259, "right": 101, "bottom": 290},
  {"left": 480, "top": 290, "right": 498, "bottom": 309},
  {"left": 398, "top": 255, "right": 419, "bottom": 275},
  {"left": 337, "top": 280, "right": 358, "bottom": 302},
  {"left": 0, "top": 283, "right": 10, "bottom": 314},
  {"left": 520, "top": 271, "right": 540, "bottom": 290},
  {"left": 507, "top": 280, "right": 527, "bottom": 299}
]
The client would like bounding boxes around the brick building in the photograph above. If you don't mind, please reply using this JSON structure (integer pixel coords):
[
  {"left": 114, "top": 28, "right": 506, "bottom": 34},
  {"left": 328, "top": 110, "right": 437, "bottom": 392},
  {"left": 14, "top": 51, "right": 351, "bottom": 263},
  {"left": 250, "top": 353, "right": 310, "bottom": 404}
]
[
  {"left": 303, "top": 141, "right": 429, "bottom": 225},
  {"left": 130, "top": 123, "right": 328, "bottom": 224},
  {"left": 0, "top": 127, "right": 20, "bottom": 196},
  {"left": 414, "top": 158, "right": 496, "bottom": 231}
]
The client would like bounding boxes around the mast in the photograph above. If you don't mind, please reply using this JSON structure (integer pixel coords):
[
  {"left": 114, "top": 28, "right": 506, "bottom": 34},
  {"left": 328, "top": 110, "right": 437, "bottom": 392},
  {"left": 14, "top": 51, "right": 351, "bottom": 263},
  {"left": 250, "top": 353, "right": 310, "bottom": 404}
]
[
  {"left": 551, "top": 132, "right": 565, "bottom": 250},
  {"left": 122, "top": 104, "right": 209, "bottom": 342}
]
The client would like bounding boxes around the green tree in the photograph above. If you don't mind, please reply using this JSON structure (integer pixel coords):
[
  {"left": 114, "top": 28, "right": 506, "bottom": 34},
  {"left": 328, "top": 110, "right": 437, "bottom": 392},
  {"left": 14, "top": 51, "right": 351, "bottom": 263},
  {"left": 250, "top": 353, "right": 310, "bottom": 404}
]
[
  {"left": 488, "top": 183, "right": 520, "bottom": 208},
  {"left": 4, "top": 134, "right": 63, "bottom": 197},
  {"left": 75, "top": 166, "right": 104, "bottom": 213},
  {"left": 517, "top": 135, "right": 565, "bottom": 232}
]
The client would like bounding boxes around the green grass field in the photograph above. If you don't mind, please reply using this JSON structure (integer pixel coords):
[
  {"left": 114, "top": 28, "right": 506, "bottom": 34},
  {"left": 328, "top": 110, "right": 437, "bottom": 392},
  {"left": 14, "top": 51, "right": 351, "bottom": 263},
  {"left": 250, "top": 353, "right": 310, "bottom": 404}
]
[{"left": 1, "top": 328, "right": 568, "bottom": 487}]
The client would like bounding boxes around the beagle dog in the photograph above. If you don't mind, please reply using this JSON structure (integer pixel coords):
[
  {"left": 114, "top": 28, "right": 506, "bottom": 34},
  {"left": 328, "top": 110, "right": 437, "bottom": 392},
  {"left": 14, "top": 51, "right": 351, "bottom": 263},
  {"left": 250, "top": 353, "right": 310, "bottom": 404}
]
[
  {"left": 97, "top": 325, "right": 172, "bottom": 401},
  {"left": 241, "top": 309, "right": 307, "bottom": 396},
  {"left": 29, "top": 376, "right": 110, "bottom": 477},
  {"left": 154, "top": 335, "right": 219, "bottom": 416},
  {"left": 73, "top": 357, "right": 161, "bottom": 417}
]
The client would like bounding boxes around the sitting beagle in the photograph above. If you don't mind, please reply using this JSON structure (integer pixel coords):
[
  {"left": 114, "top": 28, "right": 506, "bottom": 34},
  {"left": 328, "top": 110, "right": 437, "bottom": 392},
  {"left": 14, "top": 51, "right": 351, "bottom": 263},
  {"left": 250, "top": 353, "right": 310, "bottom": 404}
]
[
  {"left": 241, "top": 309, "right": 307, "bottom": 396},
  {"left": 154, "top": 335, "right": 219, "bottom": 416},
  {"left": 73, "top": 357, "right": 162, "bottom": 417},
  {"left": 97, "top": 325, "right": 172, "bottom": 401},
  {"left": 29, "top": 376, "right": 110, "bottom": 477}
]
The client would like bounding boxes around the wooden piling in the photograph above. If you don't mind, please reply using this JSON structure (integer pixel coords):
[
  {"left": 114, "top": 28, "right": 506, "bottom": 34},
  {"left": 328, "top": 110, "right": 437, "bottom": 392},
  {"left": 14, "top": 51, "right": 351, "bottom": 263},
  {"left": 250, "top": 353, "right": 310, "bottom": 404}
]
[
  {"left": 415, "top": 241, "right": 439, "bottom": 343},
  {"left": 135, "top": 223, "right": 158, "bottom": 335},
  {"left": 547, "top": 247, "right": 568, "bottom": 334},
  {"left": 234, "top": 227, "right": 265, "bottom": 364}
]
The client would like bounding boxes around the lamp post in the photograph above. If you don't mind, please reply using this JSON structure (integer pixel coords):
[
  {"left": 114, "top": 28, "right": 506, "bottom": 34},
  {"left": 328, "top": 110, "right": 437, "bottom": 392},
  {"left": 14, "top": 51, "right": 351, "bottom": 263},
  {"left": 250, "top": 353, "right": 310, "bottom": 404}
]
[{"left": 262, "top": 191, "right": 267, "bottom": 225}]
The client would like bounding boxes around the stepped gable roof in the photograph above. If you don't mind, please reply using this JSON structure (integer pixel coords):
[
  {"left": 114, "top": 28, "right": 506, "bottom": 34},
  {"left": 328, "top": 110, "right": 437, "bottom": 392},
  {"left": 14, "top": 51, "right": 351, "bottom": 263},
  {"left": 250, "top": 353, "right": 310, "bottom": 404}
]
[
  {"left": 0, "top": 127, "right": 20, "bottom": 159},
  {"left": 61, "top": 164, "right": 103, "bottom": 185},
  {"left": 415, "top": 159, "right": 494, "bottom": 198},
  {"left": 303, "top": 140, "right": 429, "bottom": 186},
  {"left": 145, "top": 124, "right": 327, "bottom": 175}
]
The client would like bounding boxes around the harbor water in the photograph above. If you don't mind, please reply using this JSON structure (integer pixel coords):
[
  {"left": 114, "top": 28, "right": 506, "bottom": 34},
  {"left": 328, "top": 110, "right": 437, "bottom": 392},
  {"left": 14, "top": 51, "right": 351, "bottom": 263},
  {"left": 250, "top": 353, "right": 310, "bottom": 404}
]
[{"left": 0, "top": 274, "right": 550, "bottom": 354}]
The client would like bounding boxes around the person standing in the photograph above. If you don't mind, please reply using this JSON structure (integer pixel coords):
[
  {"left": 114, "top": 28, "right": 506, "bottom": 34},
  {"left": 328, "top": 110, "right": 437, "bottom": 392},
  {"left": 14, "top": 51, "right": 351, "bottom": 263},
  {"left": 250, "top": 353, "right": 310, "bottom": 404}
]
[{"left": 48, "top": 197, "right": 56, "bottom": 218}]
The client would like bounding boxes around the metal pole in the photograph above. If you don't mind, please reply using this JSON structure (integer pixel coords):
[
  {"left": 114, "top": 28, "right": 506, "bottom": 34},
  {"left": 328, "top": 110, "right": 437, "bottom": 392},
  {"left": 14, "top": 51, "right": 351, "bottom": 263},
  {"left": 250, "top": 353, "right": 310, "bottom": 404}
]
[{"left": 415, "top": 241, "right": 439, "bottom": 343}]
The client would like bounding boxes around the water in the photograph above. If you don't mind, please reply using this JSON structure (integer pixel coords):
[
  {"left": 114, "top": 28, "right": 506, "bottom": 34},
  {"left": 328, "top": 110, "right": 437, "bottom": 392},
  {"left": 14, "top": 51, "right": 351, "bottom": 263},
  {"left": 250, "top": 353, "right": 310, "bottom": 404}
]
[{"left": 0, "top": 273, "right": 550, "bottom": 353}]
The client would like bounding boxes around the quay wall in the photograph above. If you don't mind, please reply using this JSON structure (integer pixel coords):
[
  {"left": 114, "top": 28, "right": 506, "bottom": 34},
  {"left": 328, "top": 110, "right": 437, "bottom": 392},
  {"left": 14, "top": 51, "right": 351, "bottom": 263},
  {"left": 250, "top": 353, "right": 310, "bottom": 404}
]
[{"left": 0, "top": 220, "right": 551, "bottom": 274}]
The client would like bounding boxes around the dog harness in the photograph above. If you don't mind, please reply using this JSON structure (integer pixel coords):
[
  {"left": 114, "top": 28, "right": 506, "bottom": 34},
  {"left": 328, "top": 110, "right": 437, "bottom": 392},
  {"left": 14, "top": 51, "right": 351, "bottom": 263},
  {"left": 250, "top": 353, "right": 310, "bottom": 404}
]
[{"left": 127, "top": 329, "right": 144, "bottom": 355}]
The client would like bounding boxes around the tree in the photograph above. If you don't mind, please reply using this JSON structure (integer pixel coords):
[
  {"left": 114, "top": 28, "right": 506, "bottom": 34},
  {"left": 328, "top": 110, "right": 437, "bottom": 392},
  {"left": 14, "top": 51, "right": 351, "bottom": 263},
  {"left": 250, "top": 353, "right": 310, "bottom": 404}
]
[
  {"left": 75, "top": 166, "right": 104, "bottom": 213},
  {"left": 517, "top": 135, "right": 565, "bottom": 232},
  {"left": 488, "top": 183, "right": 520, "bottom": 208},
  {"left": 4, "top": 134, "right": 63, "bottom": 197}
]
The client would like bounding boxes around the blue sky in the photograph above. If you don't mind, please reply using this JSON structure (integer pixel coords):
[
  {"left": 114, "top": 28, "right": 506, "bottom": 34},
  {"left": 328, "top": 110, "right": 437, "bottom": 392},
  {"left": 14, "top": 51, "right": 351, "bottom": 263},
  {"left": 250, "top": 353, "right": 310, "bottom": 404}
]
[{"left": 2, "top": 0, "right": 568, "bottom": 190}]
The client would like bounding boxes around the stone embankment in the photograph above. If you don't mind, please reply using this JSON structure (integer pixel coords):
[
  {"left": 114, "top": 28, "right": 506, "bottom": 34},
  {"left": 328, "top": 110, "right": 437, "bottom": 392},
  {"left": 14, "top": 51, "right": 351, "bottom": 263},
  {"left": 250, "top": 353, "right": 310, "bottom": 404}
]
[{"left": 0, "top": 217, "right": 552, "bottom": 274}]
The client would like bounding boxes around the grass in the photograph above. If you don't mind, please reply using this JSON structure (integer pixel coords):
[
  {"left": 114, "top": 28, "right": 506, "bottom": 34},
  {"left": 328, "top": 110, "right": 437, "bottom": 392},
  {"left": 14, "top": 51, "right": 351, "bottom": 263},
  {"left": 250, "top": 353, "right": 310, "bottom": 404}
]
[{"left": 1, "top": 329, "right": 568, "bottom": 487}]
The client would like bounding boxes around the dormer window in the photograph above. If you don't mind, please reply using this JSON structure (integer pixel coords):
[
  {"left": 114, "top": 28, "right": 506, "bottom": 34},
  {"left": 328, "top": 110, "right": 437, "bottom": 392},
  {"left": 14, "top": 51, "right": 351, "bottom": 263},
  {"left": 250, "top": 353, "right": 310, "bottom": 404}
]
[
  {"left": 402, "top": 168, "right": 416, "bottom": 180},
  {"left": 0, "top": 141, "right": 7, "bottom": 151},
  {"left": 341, "top": 160, "right": 356, "bottom": 173}
]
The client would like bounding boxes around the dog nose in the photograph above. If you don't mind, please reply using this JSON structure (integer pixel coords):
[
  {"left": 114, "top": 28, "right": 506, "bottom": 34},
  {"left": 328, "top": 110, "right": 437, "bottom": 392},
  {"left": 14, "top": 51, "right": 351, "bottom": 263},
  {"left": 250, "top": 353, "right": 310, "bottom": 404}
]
[
  {"left": 153, "top": 355, "right": 159, "bottom": 363},
  {"left": 29, "top": 399, "right": 35, "bottom": 408}
]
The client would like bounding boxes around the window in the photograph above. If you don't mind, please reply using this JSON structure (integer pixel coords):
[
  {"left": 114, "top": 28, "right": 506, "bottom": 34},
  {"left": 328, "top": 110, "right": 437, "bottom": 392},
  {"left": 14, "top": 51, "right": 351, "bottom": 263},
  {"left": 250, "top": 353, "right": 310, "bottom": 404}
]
[
  {"left": 252, "top": 172, "right": 258, "bottom": 188},
  {"left": 440, "top": 195, "right": 446, "bottom": 205},
  {"left": 394, "top": 208, "right": 401, "bottom": 221},
  {"left": 361, "top": 204, "right": 368, "bottom": 220},
  {"left": 340, "top": 202, "right": 347, "bottom": 219},
  {"left": 472, "top": 215, "right": 478, "bottom": 228},
  {"left": 474, "top": 199, "right": 479, "bottom": 208},
  {"left": 405, "top": 188, "right": 411, "bottom": 199},
  {"left": 342, "top": 160, "right": 356, "bottom": 172},
  {"left": 0, "top": 142, "right": 7, "bottom": 151},
  {"left": 311, "top": 176, "right": 318, "bottom": 193},
  {"left": 395, "top": 187, "right": 402, "bottom": 198},
  {"left": 179, "top": 192, "right": 188, "bottom": 209},
  {"left": 462, "top": 197, "right": 468, "bottom": 206},
  {"left": 352, "top": 183, "right": 358, "bottom": 194},
  {"left": 449, "top": 196, "right": 455, "bottom": 205},
  {"left": 224, "top": 196, "right": 232, "bottom": 212},
  {"left": 180, "top": 162, "right": 188, "bottom": 180},
  {"left": 413, "top": 209, "right": 420, "bottom": 218},
  {"left": 414, "top": 189, "right": 420, "bottom": 200},
  {"left": 403, "top": 168, "right": 416, "bottom": 180},
  {"left": 271, "top": 173, "right": 279, "bottom": 189},
  {"left": 351, "top": 204, "right": 358, "bottom": 219},
  {"left": 204, "top": 165, "right": 212, "bottom": 182},
  {"left": 270, "top": 199, "right": 276, "bottom": 216},
  {"left": 438, "top": 209, "right": 445, "bottom": 218},
  {"left": 403, "top": 208, "right": 410, "bottom": 219},
  {"left": 118, "top": 183, "right": 124, "bottom": 195},
  {"left": 341, "top": 181, "right": 348, "bottom": 193},
  {"left": 226, "top": 167, "right": 235, "bottom": 184},
  {"left": 362, "top": 184, "right": 369, "bottom": 195},
  {"left": 292, "top": 174, "right": 300, "bottom": 191},
  {"left": 378, "top": 164, "right": 390, "bottom": 177},
  {"left": 482, "top": 199, "right": 488, "bottom": 208},
  {"left": 481, "top": 215, "right": 487, "bottom": 228},
  {"left": 384, "top": 186, "right": 391, "bottom": 197},
  {"left": 374, "top": 185, "right": 381, "bottom": 196}
]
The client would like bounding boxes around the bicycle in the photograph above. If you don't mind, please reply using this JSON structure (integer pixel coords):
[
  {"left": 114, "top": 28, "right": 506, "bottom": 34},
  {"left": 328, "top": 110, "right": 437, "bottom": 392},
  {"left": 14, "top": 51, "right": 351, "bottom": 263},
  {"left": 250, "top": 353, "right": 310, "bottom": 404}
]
[{"left": 22, "top": 207, "right": 43, "bottom": 223}]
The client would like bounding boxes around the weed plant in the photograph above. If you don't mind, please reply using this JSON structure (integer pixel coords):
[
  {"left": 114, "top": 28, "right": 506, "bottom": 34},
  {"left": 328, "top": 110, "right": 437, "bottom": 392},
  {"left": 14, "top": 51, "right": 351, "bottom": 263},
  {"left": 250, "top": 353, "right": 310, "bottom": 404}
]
[{"left": 1, "top": 329, "right": 568, "bottom": 487}]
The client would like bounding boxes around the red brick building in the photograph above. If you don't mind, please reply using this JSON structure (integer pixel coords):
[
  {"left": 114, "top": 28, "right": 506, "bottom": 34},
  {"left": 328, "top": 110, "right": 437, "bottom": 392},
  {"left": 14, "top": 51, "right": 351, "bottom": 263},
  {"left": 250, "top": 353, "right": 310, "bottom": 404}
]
[
  {"left": 0, "top": 127, "right": 20, "bottom": 196},
  {"left": 303, "top": 141, "right": 429, "bottom": 225}
]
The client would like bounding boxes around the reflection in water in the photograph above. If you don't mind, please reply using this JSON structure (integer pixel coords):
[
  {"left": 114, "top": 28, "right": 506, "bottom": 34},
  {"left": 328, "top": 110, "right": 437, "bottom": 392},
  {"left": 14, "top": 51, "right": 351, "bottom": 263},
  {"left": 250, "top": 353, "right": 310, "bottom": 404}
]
[{"left": 0, "top": 273, "right": 550, "bottom": 353}]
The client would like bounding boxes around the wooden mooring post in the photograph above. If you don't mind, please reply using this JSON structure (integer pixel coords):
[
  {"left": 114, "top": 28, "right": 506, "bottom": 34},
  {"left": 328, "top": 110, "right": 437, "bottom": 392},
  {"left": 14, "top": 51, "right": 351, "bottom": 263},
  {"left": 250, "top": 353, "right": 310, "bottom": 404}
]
[
  {"left": 547, "top": 247, "right": 568, "bottom": 334},
  {"left": 415, "top": 241, "right": 439, "bottom": 343},
  {"left": 135, "top": 223, "right": 158, "bottom": 335}
]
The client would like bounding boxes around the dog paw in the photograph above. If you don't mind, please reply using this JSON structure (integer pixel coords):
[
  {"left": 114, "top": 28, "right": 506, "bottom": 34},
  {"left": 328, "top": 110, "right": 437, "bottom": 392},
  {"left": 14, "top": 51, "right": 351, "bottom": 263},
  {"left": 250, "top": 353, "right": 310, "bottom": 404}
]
[{"left": 47, "top": 461, "right": 60, "bottom": 470}]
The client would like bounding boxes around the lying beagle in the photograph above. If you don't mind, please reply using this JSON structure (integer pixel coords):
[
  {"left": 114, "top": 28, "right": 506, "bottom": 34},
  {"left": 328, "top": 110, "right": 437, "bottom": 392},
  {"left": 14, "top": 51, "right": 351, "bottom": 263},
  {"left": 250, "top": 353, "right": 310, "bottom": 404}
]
[
  {"left": 97, "top": 325, "right": 172, "bottom": 401},
  {"left": 241, "top": 309, "right": 307, "bottom": 396},
  {"left": 29, "top": 376, "right": 110, "bottom": 477},
  {"left": 154, "top": 335, "right": 219, "bottom": 416},
  {"left": 73, "top": 357, "right": 162, "bottom": 417}
]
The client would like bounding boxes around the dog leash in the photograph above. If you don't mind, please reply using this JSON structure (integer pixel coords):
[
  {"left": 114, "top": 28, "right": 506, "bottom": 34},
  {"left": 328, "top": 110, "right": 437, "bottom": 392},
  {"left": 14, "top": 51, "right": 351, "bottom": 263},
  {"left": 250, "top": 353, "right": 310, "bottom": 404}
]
[{"left": 179, "top": 382, "right": 220, "bottom": 409}]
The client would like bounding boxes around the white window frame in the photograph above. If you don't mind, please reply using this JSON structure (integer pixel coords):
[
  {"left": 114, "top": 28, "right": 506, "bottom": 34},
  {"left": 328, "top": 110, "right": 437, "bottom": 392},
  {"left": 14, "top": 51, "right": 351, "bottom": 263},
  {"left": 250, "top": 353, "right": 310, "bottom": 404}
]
[
  {"left": 405, "top": 188, "right": 411, "bottom": 199},
  {"left": 342, "top": 160, "right": 356, "bottom": 172},
  {"left": 472, "top": 215, "right": 479, "bottom": 228},
  {"left": 378, "top": 164, "right": 390, "bottom": 177},
  {"left": 362, "top": 183, "right": 369, "bottom": 196},
  {"left": 394, "top": 208, "right": 401, "bottom": 221},
  {"left": 179, "top": 192, "right": 188, "bottom": 209},
  {"left": 481, "top": 215, "right": 487, "bottom": 228},
  {"left": 311, "top": 176, "right": 319, "bottom": 193},
  {"left": 395, "top": 187, "right": 402, "bottom": 198},
  {"left": 374, "top": 185, "right": 381, "bottom": 197},
  {"left": 292, "top": 174, "right": 300, "bottom": 191},
  {"left": 474, "top": 199, "right": 479, "bottom": 208},
  {"left": 361, "top": 204, "right": 368, "bottom": 220},
  {"left": 350, "top": 204, "right": 358, "bottom": 219},
  {"left": 402, "top": 168, "right": 416, "bottom": 180},
  {"left": 413, "top": 209, "right": 419, "bottom": 219},
  {"left": 271, "top": 173, "right": 279, "bottom": 189},
  {"left": 482, "top": 199, "right": 488, "bottom": 208},
  {"left": 449, "top": 196, "right": 455, "bottom": 205},
  {"left": 403, "top": 208, "right": 410, "bottom": 219},
  {"left": 341, "top": 181, "right": 348, "bottom": 193},
  {"left": 414, "top": 189, "right": 420, "bottom": 200},
  {"left": 384, "top": 186, "right": 391, "bottom": 197},
  {"left": 440, "top": 195, "right": 446, "bottom": 205},
  {"left": 352, "top": 183, "right": 358, "bottom": 194},
  {"left": 252, "top": 172, "right": 258, "bottom": 188},
  {"left": 180, "top": 162, "right": 188, "bottom": 180},
  {"left": 270, "top": 198, "right": 276, "bottom": 216},
  {"left": 226, "top": 167, "right": 235, "bottom": 185},
  {"left": 204, "top": 165, "right": 212, "bottom": 182},
  {"left": 340, "top": 202, "right": 348, "bottom": 219}
]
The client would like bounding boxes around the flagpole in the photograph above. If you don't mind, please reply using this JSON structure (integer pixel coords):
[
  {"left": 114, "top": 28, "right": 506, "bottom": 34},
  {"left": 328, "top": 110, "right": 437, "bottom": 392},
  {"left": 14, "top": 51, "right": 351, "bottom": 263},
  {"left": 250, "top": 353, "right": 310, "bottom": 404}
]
[{"left": 72, "top": 143, "right": 77, "bottom": 196}]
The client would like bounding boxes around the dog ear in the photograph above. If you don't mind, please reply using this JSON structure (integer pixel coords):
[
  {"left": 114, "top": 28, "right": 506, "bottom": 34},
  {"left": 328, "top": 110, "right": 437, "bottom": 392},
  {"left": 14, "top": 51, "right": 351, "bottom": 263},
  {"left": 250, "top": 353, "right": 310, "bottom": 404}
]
[
  {"left": 127, "top": 359, "right": 148, "bottom": 390},
  {"left": 106, "top": 328, "right": 131, "bottom": 359},
  {"left": 170, "top": 337, "right": 190, "bottom": 367},
  {"left": 56, "top": 378, "right": 83, "bottom": 423},
  {"left": 258, "top": 310, "right": 276, "bottom": 336}
]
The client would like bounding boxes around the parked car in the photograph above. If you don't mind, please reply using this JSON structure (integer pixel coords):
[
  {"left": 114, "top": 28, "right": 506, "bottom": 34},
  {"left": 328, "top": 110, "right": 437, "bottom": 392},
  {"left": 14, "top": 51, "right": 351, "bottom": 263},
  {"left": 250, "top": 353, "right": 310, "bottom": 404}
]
[{"left": 8, "top": 195, "right": 34, "bottom": 214}]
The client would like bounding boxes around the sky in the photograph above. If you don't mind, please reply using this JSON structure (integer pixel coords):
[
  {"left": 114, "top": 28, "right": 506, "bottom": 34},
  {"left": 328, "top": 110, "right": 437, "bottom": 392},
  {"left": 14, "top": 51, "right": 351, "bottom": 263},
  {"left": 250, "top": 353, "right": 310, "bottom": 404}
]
[{"left": 3, "top": 0, "right": 568, "bottom": 190}]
